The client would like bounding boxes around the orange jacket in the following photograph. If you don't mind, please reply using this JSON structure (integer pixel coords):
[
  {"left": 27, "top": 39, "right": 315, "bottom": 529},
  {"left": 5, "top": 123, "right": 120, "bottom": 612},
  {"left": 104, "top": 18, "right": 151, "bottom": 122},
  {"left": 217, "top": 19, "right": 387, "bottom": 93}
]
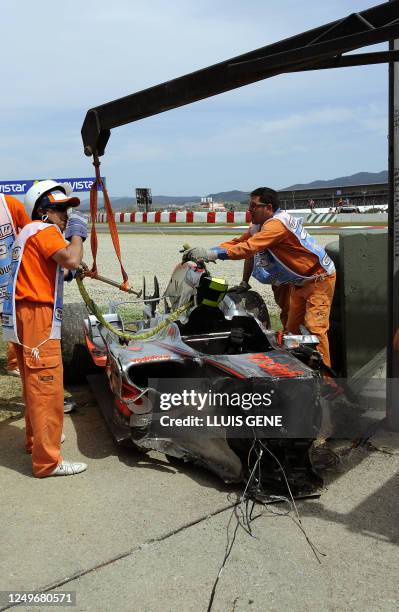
[
  {"left": 220, "top": 218, "right": 325, "bottom": 277},
  {"left": 4, "top": 195, "right": 30, "bottom": 230},
  {"left": 16, "top": 223, "right": 67, "bottom": 304}
]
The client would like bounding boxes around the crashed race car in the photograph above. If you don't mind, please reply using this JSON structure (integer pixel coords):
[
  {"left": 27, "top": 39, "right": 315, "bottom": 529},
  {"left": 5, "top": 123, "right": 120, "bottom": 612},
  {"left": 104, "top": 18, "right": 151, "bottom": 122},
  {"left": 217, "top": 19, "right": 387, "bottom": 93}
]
[{"left": 62, "top": 254, "right": 327, "bottom": 495}]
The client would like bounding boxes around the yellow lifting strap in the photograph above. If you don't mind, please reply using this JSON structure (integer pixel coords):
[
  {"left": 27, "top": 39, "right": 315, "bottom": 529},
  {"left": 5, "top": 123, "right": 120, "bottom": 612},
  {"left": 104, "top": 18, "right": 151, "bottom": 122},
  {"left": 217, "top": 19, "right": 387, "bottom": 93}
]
[{"left": 76, "top": 275, "right": 191, "bottom": 342}]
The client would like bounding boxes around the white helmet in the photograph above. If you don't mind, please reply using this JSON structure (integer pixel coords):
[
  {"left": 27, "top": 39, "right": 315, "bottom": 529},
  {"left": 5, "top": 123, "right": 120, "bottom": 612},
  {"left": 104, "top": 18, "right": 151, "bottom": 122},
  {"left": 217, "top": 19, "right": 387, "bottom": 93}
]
[{"left": 24, "top": 180, "right": 77, "bottom": 219}]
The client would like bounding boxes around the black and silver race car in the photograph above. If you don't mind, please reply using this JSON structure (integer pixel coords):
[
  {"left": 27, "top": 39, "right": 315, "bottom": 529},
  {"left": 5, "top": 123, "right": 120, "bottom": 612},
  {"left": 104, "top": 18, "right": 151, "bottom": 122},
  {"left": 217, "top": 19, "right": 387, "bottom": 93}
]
[{"left": 62, "top": 257, "right": 326, "bottom": 494}]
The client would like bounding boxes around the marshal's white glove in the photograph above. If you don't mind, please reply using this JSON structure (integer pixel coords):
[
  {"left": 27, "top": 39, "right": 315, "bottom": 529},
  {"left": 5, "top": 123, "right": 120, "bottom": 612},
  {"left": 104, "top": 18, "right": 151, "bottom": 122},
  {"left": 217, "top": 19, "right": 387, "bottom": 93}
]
[{"left": 182, "top": 247, "right": 218, "bottom": 263}]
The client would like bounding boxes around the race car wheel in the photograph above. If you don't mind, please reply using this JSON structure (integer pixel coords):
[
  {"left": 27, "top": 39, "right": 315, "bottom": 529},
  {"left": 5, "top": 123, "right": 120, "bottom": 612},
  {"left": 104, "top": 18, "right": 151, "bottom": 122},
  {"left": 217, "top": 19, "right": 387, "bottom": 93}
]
[
  {"left": 229, "top": 290, "right": 271, "bottom": 329},
  {"left": 61, "top": 302, "right": 99, "bottom": 383}
]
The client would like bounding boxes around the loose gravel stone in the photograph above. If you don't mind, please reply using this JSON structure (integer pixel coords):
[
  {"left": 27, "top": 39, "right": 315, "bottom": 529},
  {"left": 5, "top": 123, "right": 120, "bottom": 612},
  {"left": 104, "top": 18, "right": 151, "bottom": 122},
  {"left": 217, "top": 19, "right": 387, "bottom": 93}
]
[{"left": 65, "top": 233, "right": 337, "bottom": 318}]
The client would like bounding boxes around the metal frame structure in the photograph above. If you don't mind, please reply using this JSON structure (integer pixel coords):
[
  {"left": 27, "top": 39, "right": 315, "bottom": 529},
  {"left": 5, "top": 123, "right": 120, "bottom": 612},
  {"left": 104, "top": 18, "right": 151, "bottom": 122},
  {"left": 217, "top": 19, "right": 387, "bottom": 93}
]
[
  {"left": 387, "top": 19, "right": 399, "bottom": 429},
  {"left": 81, "top": 1, "right": 399, "bottom": 427},
  {"left": 135, "top": 187, "right": 153, "bottom": 212},
  {"left": 81, "top": 1, "right": 399, "bottom": 157}
]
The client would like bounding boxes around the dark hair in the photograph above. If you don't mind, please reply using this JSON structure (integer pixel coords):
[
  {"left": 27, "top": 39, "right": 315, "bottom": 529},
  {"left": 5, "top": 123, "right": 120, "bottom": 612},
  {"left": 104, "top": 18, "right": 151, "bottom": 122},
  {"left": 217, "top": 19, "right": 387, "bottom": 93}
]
[
  {"left": 31, "top": 191, "right": 52, "bottom": 221},
  {"left": 31, "top": 193, "right": 63, "bottom": 221},
  {"left": 31, "top": 202, "right": 43, "bottom": 221},
  {"left": 250, "top": 187, "right": 280, "bottom": 212}
]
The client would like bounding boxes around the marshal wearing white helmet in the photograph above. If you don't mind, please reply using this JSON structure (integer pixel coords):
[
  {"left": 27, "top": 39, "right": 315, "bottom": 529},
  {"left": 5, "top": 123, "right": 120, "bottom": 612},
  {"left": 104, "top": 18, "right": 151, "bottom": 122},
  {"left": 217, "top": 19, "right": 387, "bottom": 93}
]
[{"left": 24, "top": 180, "right": 80, "bottom": 220}]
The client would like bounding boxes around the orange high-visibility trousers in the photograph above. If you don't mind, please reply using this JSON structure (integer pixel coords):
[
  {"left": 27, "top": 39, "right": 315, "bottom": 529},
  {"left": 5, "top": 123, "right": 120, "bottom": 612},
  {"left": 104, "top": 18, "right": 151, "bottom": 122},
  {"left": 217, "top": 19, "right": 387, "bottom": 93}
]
[
  {"left": 272, "top": 284, "right": 292, "bottom": 331},
  {"left": 12, "top": 300, "right": 64, "bottom": 477},
  {"left": 286, "top": 274, "right": 336, "bottom": 367},
  {"left": 6, "top": 342, "right": 19, "bottom": 371}
]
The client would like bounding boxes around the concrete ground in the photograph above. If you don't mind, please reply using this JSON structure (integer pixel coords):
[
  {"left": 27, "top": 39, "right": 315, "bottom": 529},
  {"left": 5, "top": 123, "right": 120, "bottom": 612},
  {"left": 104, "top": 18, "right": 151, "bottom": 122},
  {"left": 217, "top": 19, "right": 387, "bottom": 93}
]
[{"left": 1, "top": 374, "right": 399, "bottom": 612}]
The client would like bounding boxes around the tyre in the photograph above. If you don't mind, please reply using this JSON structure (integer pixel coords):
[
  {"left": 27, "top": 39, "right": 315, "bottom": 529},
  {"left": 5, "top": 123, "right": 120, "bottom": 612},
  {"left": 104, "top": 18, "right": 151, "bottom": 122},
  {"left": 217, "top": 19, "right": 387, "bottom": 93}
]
[
  {"left": 61, "top": 302, "right": 99, "bottom": 383},
  {"left": 228, "top": 290, "right": 271, "bottom": 328}
]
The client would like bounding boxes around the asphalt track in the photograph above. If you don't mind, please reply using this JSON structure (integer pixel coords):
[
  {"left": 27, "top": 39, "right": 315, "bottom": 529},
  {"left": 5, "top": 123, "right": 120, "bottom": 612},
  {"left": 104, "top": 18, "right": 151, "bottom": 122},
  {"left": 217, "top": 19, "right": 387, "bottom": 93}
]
[{"left": 95, "top": 224, "right": 387, "bottom": 235}]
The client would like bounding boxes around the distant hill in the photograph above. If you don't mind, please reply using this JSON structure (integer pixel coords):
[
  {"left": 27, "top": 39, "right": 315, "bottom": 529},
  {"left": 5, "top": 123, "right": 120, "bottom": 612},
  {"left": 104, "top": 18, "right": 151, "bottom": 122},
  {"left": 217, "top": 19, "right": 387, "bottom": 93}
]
[
  {"left": 154, "top": 190, "right": 249, "bottom": 204},
  {"left": 79, "top": 197, "right": 136, "bottom": 211},
  {"left": 153, "top": 195, "right": 201, "bottom": 205},
  {"left": 207, "top": 190, "right": 249, "bottom": 201},
  {"left": 79, "top": 171, "right": 388, "bottom": 210},
  {"left": 284, "top": 171, "right": 388, "bottom": 191},
  {"left": 79, "top": 192, "right": 248, "bottom": 210}
]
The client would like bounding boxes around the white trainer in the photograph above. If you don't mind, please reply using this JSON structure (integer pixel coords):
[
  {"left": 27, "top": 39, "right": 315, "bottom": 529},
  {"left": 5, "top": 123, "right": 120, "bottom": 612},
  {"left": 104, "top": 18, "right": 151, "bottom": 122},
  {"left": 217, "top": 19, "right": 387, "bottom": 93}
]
[
  {"left": 7, "top": 368, "right": 20, "bottom": 377},
  {"left": 63, "top": 399, "right": 76, "bottom": 413},
  {"left": 48, "top": 460, "right": 87, "bottom": 477}
]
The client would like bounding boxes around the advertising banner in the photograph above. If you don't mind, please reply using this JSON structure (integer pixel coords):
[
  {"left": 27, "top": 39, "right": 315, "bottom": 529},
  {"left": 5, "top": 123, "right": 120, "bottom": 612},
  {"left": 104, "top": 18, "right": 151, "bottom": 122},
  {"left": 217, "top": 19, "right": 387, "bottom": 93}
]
[{"left": 0, "top": 177, "right": 106, "bottom": 196}]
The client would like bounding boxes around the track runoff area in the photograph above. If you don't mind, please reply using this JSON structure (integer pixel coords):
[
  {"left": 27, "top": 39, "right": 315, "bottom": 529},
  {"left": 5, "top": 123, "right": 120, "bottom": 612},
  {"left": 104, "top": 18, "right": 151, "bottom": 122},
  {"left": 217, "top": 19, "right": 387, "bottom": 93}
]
[
  {"left": 94, "top": 207, "right": 388, "bottom": 235},
  {"left": 94, "top": 223, "right": 387, "bottom": 235}
]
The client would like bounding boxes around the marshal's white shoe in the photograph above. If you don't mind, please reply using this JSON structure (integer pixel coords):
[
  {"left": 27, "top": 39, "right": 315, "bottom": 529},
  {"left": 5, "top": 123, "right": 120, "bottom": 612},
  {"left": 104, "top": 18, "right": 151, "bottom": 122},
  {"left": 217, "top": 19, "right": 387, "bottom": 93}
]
[
  {"left": 7, "top": 368, "right": 20, "bottom": 377},
  {"left": 48, "top": 460, "right": 87, "bottom": 477},
  {"left": 63, "top": 399, "right": 76, "bottom": 414}
]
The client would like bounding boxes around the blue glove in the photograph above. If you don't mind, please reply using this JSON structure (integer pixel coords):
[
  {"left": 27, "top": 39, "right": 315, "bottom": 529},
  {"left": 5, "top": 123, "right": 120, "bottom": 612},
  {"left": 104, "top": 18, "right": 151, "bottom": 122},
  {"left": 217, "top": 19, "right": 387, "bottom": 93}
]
[{"left": 65, "top": 211, "right": 88, "bottom": 242}]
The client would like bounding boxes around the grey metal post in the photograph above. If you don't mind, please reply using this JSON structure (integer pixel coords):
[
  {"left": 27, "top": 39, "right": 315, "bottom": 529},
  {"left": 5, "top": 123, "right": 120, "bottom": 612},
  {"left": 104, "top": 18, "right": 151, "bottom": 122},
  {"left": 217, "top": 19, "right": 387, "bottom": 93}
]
[{"left": 387, "top": 25, "right": 399, "bottom": 430}]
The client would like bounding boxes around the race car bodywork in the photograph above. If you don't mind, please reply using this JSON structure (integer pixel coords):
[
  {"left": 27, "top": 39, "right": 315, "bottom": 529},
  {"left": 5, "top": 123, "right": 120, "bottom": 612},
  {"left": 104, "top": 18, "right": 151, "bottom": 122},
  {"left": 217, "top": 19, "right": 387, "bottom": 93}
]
[{"left": 80, "top": 261, "right": 323, "bottom": 493}]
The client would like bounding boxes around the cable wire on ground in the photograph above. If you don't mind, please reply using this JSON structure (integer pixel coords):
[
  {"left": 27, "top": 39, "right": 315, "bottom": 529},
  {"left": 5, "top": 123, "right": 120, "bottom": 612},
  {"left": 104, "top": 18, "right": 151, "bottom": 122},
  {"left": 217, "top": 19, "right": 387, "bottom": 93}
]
[{"left": 206, "top": 436, "right": 325, "bottom": 611}]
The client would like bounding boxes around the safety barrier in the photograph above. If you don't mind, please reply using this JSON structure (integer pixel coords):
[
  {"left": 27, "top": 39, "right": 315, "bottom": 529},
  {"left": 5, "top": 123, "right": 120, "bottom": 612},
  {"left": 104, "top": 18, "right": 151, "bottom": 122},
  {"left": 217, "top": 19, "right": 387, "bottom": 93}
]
[
  {"left": 335, "top": 213, "right": 387, "bottom": 224},
  {"left": 307, "top": 212, "right": 338, "bottom": 224},
  {"left": 307, "top": 212, "right": 387, "bottom": 224},
  {"left": 95, "top": 210, "right": 388, "bottom": 225},
  {"left": 96, "top": 211, "right": 251, "bottom": 223},
  {"left": 326, "top": 233, "right": 387, "bottom": 377}
]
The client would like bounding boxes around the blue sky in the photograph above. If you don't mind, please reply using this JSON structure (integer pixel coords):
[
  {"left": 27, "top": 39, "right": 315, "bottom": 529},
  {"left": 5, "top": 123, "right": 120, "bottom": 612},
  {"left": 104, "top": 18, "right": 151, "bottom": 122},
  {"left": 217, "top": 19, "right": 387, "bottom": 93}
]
[{"left": 2, "top": 0, "right": 389, "bottom": 196}]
